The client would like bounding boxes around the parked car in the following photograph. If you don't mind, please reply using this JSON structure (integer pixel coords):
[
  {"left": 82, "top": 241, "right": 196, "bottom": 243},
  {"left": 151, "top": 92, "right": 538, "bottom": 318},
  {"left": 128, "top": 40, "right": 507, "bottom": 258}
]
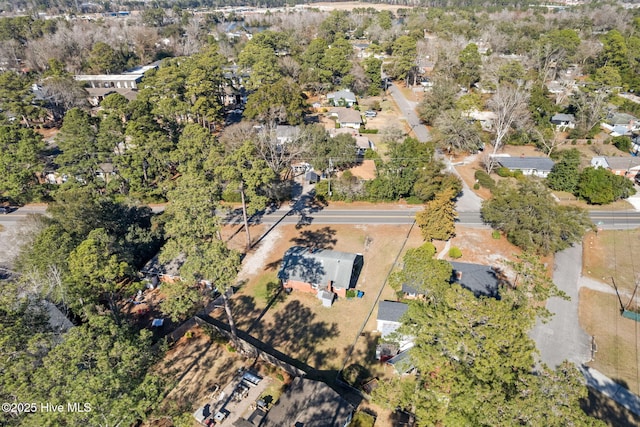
[
  {"left": 0, "top": 207, "right": 11, "bottom": 214},
  {"left": 364, "top": 110, "right": 377, "bottom": 118}
]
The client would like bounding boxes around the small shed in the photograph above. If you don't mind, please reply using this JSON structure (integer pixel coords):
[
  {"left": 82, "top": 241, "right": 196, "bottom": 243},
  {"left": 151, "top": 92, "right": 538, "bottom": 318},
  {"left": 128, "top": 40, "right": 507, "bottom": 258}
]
[{"left": 317, "top": 290, "right": 335, "bottom": 307}]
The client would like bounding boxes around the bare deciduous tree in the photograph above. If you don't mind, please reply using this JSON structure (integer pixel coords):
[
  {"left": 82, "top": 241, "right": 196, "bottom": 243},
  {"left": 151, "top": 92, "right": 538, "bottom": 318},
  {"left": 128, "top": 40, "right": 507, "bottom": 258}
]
[
  {"left": 573, "top": 89, "right": 608, "bottom": 134},
  {"left": 487, "top": 84, "right": 531, "bottom": 164}
]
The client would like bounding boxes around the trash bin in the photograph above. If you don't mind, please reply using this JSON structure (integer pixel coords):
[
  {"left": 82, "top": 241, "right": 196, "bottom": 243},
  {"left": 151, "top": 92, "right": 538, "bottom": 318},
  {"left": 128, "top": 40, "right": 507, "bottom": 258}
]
[{"left": 357, "top": 291, "right": 364, "bottom": 298}]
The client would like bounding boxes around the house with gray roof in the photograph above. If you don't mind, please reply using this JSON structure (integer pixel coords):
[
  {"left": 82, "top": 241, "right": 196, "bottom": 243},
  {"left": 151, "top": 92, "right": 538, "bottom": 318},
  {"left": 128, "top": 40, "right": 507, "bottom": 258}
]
[
  {"left": 386, "top": 346, "right": 415, "bottom": 375},
  {"left": 450, "top": 261, "right": 501, "bottom": 299},
  {"left": 591, "top": 156, "right": 640, "bottom": 180},
  {"left": 327, "top": 89, "right": 357, "bottom": 107},
  {"left": 551, "top": 113, "right": 576, "bottom": 130},
  {"left": 275, "top": 125, "right": 299, "bottom": 144},
  {"left": 330, "top": 107, "right": 363, "bottom": 130},
  {"left": 376, "top": 301, "right": 408, "bottom": 338},
  {"left": 402, "top": 261, "right": 502, "bottom": 300},
  {"left": 261, "top": 377, "right": 353, "bottom": 427},
  {"left": 495, "top": 156, "right": 555, "bottom": 178},
  {"left": 279, "top": 246, "right": 363, "bottom": 299},
  {"left": 602, "top": 112, "right": 640, "bottom": 136}
]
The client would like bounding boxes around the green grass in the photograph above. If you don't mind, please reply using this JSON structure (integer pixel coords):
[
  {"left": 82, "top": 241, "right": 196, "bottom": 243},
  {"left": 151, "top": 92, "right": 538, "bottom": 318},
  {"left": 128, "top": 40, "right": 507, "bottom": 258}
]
[
  {"left": 252, "top": 272, "right": 282, "bottom": 304},
  {"left": 260, "top": 379, "right": 285, "bottom": 408},
  {"left": 349, "top": 411, "right": 376, "bottom": 427}
]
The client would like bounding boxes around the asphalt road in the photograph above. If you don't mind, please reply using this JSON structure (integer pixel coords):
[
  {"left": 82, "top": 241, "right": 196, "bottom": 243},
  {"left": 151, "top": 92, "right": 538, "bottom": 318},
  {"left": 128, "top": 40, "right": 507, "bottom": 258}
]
[
  {"left": 3, "top": 206, "right": 640, "bottom": 228},
  {"left": 387, "top": 83, "right": 431, "bottom": 142}
]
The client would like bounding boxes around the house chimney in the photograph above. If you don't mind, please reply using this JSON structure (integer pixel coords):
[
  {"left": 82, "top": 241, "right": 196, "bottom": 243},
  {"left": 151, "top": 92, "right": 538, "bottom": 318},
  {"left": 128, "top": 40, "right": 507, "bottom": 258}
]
[
  {"left": 327, "top": 281, "right": 333, "bottom": 293},
  {"left": 455, "top": 271, "right": 462, "bottom": 280}
]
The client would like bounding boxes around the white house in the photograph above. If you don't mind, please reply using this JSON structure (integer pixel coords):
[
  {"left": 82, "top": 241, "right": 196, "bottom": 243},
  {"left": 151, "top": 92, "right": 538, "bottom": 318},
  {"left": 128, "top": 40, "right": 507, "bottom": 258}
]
[
  {"left": 602, "top": 112, "right": 640, "bottom": 136},
  {"left": 327, "top": 89, "right": 357, "bottom": 107},
  {"left": 495, "top": 156, "right": 556, "bottom": 178},
  {"left": 330, "top": 108, "right": 362, "bottom": 130},
  {"left": 550, "top": 113, "right": 576, "bottom": 131},
  {"left": 376, "top": 301, "right": 408, "bottom": 338},
  {"left": 591, "top": 156, "right": 640, "bottom": 180}
]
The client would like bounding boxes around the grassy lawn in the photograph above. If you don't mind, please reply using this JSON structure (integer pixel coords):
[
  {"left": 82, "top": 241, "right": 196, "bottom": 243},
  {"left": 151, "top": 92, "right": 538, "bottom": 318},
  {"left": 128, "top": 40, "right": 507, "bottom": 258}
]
[
  {"left": 579, "top": 288, "right": 640, "bottom": 395},
  {"left": 584, "top": 229, "right": 640, "bottom": 293}
]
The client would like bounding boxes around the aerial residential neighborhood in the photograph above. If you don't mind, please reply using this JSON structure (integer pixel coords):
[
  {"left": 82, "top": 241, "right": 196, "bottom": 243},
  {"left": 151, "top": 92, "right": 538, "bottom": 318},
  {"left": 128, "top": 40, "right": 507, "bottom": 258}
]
[{"left": 1, "top": 1, "right": 640, "bottom": 426}]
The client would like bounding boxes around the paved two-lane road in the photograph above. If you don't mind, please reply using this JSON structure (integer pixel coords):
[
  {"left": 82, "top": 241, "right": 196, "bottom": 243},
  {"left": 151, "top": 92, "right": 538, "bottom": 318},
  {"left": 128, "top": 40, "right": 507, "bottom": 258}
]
[{"left": 2, "top": 205, "right": 640, "bottom": 228}]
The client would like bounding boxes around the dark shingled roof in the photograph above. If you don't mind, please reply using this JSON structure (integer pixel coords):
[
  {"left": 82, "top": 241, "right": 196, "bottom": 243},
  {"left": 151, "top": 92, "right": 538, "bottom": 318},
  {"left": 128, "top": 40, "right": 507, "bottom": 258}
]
[
  {"left": 279, "top": 246, "right": 361, "bottom": 290},
  {"left": 377, "top": 301, "right": 408, "bottom": 323},
  {"left": 497, "top": 157, "right": 555, "bottom": 172},
  {"left": 261, "top": 377, "right": 353, "bottom": 427},
  {"left": 450, "top": 261, "right": 500, "bottom": 299}
]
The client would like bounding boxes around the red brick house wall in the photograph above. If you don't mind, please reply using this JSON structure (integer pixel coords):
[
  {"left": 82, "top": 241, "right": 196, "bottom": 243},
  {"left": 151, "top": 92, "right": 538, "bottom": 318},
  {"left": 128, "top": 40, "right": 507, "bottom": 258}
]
[{"left": 283, "top": 280, "right": 317, "bottom": 294}]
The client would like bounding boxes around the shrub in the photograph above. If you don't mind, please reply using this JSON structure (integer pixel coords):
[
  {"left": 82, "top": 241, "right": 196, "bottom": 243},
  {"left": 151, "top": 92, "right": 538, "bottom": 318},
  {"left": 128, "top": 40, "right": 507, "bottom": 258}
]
[
  {"left": 226, "top": 343, "right": 237, "bottom": 352},
  {"left": 496, "top": 167, "right": 512, "bottom": 177},
  {"left": 448, "top": 246, "right": 463, "bottom": 258},
  {"left": 612, "top": 136, "right": 632, "bottom": 153},
  {"left": 359, "top": 126, "right": 378, "bottom": 134},
  {"left": 571, "top": 139, "right": 578, "bottom": 145},
  {"left": 474, "top": 170, "right": 496, "bottom": 190},
  {"left": 276, "top": 373, "right": 284, "bottom": 382},
  {"left": 492, "top": 230, "right": 501, "bottom": 239},
  {"left": 512, "top": 170, "right": 525, "bottom": 180},
  {"left": 370, "top": 100, "right": 381, "bottom": 111},
  {"left": 346, "top": 289, "right": 356, "bottom": 298},
  {"left": 473, "top": 182, "right": 480, "bottom": 190},
  {"left": 222, "top": 189, "right": 241, "bottom": 203},
  {"left": 405, "top": 196, "right": 423, "bottom": 204}
]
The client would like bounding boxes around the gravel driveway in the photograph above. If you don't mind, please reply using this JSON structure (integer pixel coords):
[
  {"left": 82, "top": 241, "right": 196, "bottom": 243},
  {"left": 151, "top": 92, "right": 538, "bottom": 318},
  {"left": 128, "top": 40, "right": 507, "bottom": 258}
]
[{"left": 529, "top": 244, "right": 593, "bottom": 368}]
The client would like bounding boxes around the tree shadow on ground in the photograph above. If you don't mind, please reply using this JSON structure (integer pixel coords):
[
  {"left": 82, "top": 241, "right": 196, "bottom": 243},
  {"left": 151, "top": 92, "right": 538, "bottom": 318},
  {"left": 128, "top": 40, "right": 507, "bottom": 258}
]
[
  {"left": 229, "top": 294, "right": 260, "bottom": 330},
  {"left": 290, "top": 226, "right": 337, "bottom": 250},
  {"left": 342, "top": 330, "right": 380, "bottom": 369},
  {"left": 580, "top": 387, "right": 640, "bottom": 426},
  {"left": 250, "top": 299, "right": 339, "bottom": 369}
]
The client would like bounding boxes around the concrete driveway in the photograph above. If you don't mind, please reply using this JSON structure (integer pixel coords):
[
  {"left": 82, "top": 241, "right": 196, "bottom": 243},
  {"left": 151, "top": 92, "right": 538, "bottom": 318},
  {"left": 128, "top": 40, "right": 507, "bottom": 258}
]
[{"left": 529, "top": 244, "right": 593, "bottom": 368}]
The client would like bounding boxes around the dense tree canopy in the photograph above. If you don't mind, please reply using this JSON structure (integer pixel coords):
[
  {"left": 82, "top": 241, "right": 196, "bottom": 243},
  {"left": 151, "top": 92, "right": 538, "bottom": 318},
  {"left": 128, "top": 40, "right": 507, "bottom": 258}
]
[
  {"left": 576, "top": 167, "right": 636, "bottom": 205},
  {"left": 0, "top": 125, "right": 46, "bottom": 203},
  {"left": 481, "top": 179, "right": 593, "bottom": 255},
  {"left": 375, "top": 244, "right": 602, "bottom": 427}
]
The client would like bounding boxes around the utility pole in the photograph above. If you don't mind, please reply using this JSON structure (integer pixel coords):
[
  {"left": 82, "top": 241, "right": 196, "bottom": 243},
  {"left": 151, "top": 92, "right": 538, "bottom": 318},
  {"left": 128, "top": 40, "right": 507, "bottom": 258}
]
[{"left": 328, "top": 158, "right": 333, "bottom": 197}]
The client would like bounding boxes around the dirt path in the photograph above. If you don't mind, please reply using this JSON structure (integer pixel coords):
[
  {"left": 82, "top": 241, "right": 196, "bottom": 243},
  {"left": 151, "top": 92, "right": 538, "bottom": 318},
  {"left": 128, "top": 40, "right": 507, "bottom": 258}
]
[
  {"left": 238, "top": 227, "right": 282, "bottom": 281},
  {"left": 579, "top": 275, "right": 640, "bottom": 304}
]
